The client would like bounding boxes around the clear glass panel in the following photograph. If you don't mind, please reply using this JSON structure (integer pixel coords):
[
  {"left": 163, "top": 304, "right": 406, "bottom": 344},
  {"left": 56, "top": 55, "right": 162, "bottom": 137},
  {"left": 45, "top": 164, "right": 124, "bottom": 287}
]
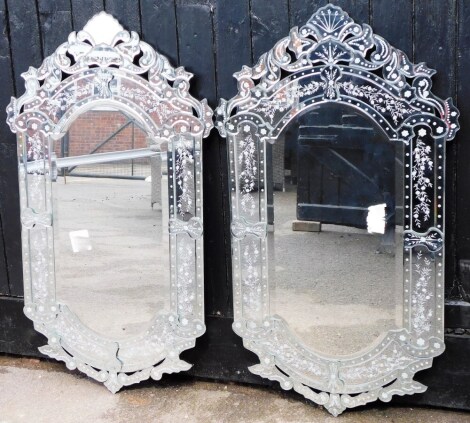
[
  {"left": 52, "top": 107, "right": 170, "bottom": 339},
  {"left": 269, "top": 103, "right": 404, "bottom": 357}
]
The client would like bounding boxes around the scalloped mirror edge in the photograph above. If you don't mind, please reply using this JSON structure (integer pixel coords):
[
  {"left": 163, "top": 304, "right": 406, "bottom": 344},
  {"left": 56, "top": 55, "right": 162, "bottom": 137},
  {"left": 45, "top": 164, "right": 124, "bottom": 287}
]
[
  {"left": 6, "top": 12, "right": 212, "bottom": 393},
  {"left": 216, "top": 4, "right": 460, "bottom": 416}
]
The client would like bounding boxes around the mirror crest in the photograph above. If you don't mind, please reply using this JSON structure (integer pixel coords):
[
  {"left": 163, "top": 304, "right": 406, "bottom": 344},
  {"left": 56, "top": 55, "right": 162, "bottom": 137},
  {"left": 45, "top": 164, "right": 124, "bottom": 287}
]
[
  {"left": 217, "top": 4, "right": 459, "bottom": 416},
  {"left": 6, "top": 12, "right": 211, "bottom": 393}
]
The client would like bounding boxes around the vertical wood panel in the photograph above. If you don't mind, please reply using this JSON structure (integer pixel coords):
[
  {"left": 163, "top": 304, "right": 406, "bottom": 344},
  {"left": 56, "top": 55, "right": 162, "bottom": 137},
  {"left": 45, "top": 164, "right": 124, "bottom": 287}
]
[
  {"left": 0, "top": 0, "right": 14, "bottom": 295},
  {"left": 0, "top": 143, "right": 22, "bottom": 296},
  {"left": 6, "top": 0, "right": 42, "bottom": 91},
  {"left": 329, "top": 0, "right": 369, "bottom": 24},
  {"left": 456, "top": 0, "right": 470, "bottom": 268},
  {"left": 104, "top": 0, "right": 140, "bottom": 32},
  {"left": 209, "top": 0, "right": 251, "bottom": 317},
  {"left": 251, "top": 0, "right": 289, "bottom": 62},
  {"left": 288, "top": 0, "right": 328, "bottom": 28},
  {"left": 213, "top": 0, "right": 251, "bottom": 99},
  {"left": 371, "top": 0, "right": 412, "bottom": 58},
  {"left": 0, "top": 0, "right": 15, "bottom": 137},
  {"left": 175, "top": 0, "right": 217, "bottom": 106},
  {"left": 414, "top": 0, "right": 456, "bottom": 98},
  {"left": 289, "top": 0, "right": 369, "bottom": 29},
  {"left": 140, "top": 0, "right": 179, "bottom": 67},
  {"left": 70, "top": 0, "right": 104, "bottom": 30},
  {"left": 38, "top": 0, "right": 73, "bottom": 56}
]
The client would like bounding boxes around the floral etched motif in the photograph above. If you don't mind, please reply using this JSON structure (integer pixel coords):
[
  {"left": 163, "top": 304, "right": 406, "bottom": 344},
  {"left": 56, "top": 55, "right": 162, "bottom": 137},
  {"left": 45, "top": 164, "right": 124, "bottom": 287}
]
[
  {"left": 43, "top": 84, "right": 93, "bottom": 118},
  {"left": 253, "top": 76, "right": 414, "bottom": 125},
  {"left": 176, "top": 237, "right": 196, "bottom": 316},
  {"left": 411, "top": 251, "right": 433, "bottom": 336},
  {"left": 411, "top": 132, "right": 433, "bottom": 228},
  {"left": 253, "top": 81, "right": 321, "bottom": 123},
  {"left": 238, "top": 134, "right": 258, "bottom": 215},
  {"left": 27, "top": 133, "right": 43, "bottom": 162},
  {"left": 175, "top": 139, "right": 194, "bottom": 216},
  {"left": 241, "top": 238, "right": 262, "bottom": 313},
  {"left": 340, "top": 343, "right": 415, "bottom": 382},
  {"left": 340, "top": 81, "right": 414, "bottom": 124},
  {"left": 120, "top": 86, "right": 174, "bottom": 120}
]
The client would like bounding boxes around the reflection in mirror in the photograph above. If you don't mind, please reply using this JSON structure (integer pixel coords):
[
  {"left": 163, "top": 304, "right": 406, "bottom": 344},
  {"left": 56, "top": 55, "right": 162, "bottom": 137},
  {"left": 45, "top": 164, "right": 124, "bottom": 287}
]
[
  {"left": 268, "top": 104, "right": 403, "bottom": 356},
  {"left": 52, "top": 108, "right": 169, "bottom": 339}
]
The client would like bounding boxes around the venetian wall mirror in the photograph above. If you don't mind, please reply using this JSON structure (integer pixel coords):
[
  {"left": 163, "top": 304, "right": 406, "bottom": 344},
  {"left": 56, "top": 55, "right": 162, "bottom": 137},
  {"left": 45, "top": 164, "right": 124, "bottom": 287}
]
[
  {"left": 216, "top": 5, "right": 459, "bottom": 416},
  {"left": 6, "top": 12, "right": 212, "bottom": 392}
]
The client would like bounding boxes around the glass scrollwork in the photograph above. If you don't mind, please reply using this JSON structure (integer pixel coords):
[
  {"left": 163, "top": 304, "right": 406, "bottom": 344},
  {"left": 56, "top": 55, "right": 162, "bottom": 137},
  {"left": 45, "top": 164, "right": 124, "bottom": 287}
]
[
  {"left": 6, "top": 12, "right": 212, "bottom": 392},
  {"left": 216, "top": 5, "right": 459, "bottom": 416}
]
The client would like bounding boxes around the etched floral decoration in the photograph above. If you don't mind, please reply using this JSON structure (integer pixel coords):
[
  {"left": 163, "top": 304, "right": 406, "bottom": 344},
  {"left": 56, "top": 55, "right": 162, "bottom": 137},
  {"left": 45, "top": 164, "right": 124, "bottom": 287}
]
[
  {"left": 411, "top": 251, "right": 433, "bottom": 337},
  {"left": 412, "top": 129, "right": 433, "bottom": 228},
  {"left": 217, "top": 3, "right": 459, "bottom": 416},
  {"left": 238, "top": 132, "right": 258, "bottom": 215}
]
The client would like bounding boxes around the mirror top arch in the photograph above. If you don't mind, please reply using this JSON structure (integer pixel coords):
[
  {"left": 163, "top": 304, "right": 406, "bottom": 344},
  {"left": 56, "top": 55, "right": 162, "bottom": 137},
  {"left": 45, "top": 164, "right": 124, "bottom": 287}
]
[
  {"left": 216, "top": 4, "right": 459, "bottom": 143},
  {"left": 6, "top": 11, "right": 213, "bottom": 140}
]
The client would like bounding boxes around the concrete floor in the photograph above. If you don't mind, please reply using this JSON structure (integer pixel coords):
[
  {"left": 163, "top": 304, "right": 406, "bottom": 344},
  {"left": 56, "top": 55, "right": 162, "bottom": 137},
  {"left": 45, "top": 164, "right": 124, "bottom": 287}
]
[{"left": 0, "top": 355, "right": 468, "bottom": 423}]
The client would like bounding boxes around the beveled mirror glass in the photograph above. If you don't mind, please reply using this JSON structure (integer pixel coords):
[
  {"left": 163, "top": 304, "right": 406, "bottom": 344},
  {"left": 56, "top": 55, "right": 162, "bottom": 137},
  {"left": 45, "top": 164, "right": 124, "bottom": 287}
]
[
  {"left": 216, "top": 5, "right": 459, "bottom": 415},
  {"left": 6, "top": 12, "right": 212, "bottom": 392}
]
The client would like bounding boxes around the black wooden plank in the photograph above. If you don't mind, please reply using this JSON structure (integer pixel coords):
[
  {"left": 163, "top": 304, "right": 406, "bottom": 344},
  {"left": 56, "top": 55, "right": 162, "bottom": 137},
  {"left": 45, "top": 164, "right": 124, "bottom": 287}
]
[
  {"left": 140, "top": 0, "right": 178, "bottom": 67},
  {"left": 175, "top": 0, "right": 217, "bottom": 107},
  {"left": 6, "top": 0, "right": 42, "bottom": 93},
  {"left": 0, "top": 1, "right": 16, "bottom": 296},
  {"left": 445, "top": 300, "right": 470, "bottom": 329},
  {"left": 104, "top": 0, "right": 140, "bottom": 32},
  {"left": 0, "top": 143, "right": 22, "bottom": 296},
  {"left": 289, "top": 0, "right": 369, "bottom": 28},
  {"left": 371, "top": 0, "right": 412, "bottom": 58},
  {"left": 0, "top": 215, "right": 9, "bottom": 295},
  {"left": 0, "top": 296, "right": 47, "bottom": 356},
  {"left": 329, "top": 0, "right": 369, "bottom": 24},
  {"left": 455, "top": 0, "right": 470, "bottom": 299},
  {"left": 251, "top": 0, "right": 289, "bottom": 62},
  {"left": 0, "top": 0, "right": 16, "bottom": 141},
  {"left": 202, "top": 131, "right": 233, "bottom": 316},
  {"left": 38, "top": 0, "right": 73, "bottom": 57},
  {"left": 182, "top": 315, "right": 262, "bottom": 382},
  {"left": 70, "top": 0, "right": 104, "bottom": 30},
  {"left": 414, "top": 0, "right": 456, "bottom": 99},
  {"left": 213, "top": 0, "right": 251, "bottom": 99},
  {"left": 288, "top": 0, "right": 328, "bottom": 28}
]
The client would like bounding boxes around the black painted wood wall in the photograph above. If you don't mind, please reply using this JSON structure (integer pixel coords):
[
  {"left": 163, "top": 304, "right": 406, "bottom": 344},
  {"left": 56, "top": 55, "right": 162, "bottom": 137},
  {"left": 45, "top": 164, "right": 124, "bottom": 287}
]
[{"left": 0, "top": 0, "right": 469, "bottom": 410}]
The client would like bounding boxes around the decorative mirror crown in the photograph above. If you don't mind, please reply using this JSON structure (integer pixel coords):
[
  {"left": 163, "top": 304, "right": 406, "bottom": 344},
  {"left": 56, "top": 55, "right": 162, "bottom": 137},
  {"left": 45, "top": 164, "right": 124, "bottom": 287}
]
[
  {"left": 7, "top": 12, "right": 213, "bottom": 139},
  {"left": 216, "top": 4, "right": 459, "bottom": 142}
]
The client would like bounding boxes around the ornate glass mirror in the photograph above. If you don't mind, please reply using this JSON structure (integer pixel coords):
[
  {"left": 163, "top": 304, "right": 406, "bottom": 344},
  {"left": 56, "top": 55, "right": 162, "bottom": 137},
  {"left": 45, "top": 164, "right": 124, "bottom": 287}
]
[
  {"left": 6, "top": 12, "right": 212, "bottom": 392},
  {"left": 216, "top": 5, "right": 459, "bottom": 415}
]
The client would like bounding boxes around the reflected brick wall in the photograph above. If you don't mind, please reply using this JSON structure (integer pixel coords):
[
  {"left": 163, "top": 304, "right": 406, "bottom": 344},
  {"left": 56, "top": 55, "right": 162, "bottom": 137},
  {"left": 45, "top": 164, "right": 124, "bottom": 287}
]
[{"left": 54, "top": 111, "right": 147, "bottom": 157}]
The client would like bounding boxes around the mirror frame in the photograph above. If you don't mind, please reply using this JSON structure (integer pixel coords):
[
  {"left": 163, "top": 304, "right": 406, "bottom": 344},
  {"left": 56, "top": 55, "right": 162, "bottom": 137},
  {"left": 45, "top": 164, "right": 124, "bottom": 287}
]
[
  {"left": 216, "top": 5, "right": 460, "bottom": 415},
  {"left": 6, "top": 12, "right": 212, "bottom": 392}
]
